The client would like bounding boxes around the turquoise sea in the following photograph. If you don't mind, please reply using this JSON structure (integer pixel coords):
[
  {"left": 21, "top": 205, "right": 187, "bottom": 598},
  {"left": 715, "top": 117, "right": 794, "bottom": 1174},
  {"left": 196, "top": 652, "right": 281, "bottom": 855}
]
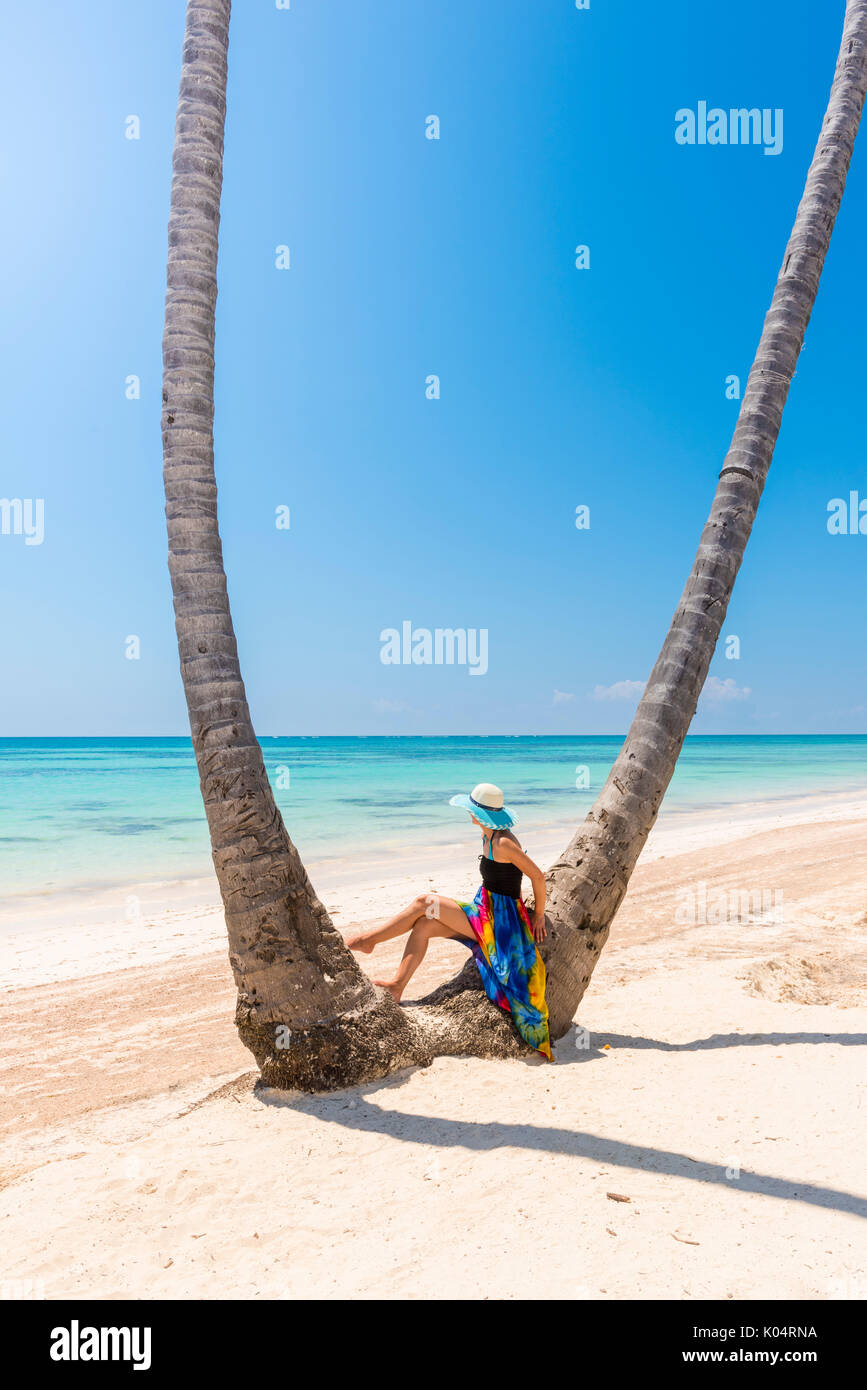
[{"left": 0, "top": 735, "right": 865, "bottom": 901}]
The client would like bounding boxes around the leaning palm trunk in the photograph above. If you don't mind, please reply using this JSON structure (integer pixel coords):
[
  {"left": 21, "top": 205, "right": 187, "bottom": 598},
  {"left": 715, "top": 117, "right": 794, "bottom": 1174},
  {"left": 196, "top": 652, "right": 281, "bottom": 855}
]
[
  {"left": 529, "top": 0, "right": 867, "bottom": 1039},
  {"left": 162, "top": 0, "right": 867, "bottom": 1089},
  {"left": 161, "top": 0, "right": 422, "bottom": 1088}
]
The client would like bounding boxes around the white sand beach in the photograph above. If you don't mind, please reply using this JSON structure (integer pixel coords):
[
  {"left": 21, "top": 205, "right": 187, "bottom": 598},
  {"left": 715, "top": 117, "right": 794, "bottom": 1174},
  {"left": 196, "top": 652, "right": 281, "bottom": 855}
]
[{"left": 1, "top": 792, "right": 866, "bottom": 1300}]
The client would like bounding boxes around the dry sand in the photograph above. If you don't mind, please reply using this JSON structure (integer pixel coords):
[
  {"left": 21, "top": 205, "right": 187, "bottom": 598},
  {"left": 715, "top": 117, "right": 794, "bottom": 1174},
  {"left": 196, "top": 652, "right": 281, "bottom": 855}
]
[{"left": 1, "top": 795, "right": 865, "bottom": 1300}]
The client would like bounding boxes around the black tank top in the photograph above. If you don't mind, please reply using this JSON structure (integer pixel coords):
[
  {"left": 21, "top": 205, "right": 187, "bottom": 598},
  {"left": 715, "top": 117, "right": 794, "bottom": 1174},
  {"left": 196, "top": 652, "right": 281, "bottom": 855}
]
[{"left": 479, "top": 831, "right": 523, "bottom": 899}]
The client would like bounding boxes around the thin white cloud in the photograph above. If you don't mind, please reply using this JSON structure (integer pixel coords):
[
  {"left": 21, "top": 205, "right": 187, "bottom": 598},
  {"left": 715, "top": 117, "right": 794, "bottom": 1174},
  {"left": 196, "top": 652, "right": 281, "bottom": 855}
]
[
  {"left": 553, "top": 689, "right": 575, "bottom": 704},
  {"left": 593, "top": 679, "right": 645, "bottom": 702},
  {"left": 702, "top": 676, "right": 751, "bottom": 704},
  {"left": 372, "top": 698, "right": 413, "bottom": 714}
]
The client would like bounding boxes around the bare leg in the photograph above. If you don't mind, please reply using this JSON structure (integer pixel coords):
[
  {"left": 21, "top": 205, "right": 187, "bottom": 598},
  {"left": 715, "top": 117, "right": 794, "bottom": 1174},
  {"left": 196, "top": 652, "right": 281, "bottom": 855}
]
[
  {"left": 346, "top": 893, "right": 443, "bottom": 953},
  {"left": 371, "top": 897, "right": 475, "bottom": 1002}
]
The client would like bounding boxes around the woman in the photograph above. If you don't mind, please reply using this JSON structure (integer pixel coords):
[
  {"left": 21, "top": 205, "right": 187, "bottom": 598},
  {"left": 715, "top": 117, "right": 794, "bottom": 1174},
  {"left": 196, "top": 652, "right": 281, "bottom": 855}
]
[{"left": 346, "top": 782, "right": 553, "bottom": 1062}]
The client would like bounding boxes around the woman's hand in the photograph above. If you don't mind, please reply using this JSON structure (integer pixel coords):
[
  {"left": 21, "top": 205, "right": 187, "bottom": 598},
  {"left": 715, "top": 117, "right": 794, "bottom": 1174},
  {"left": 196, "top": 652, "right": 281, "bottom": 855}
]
[{"left": 532, "top": 912, "right": 547, "bottom": 943}]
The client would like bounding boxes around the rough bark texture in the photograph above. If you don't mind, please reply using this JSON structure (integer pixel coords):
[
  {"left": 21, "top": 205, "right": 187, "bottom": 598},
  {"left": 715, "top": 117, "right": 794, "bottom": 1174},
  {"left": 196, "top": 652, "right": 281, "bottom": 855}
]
[{"left": 162, "top": 0, "right": 867, "bottom": 1089}]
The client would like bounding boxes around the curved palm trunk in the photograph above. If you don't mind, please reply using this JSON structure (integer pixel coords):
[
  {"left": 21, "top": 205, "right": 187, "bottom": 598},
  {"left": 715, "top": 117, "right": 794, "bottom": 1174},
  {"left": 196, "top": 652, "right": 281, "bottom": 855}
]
[
  {"left": 161, "top": 0, "right": 425, "bottom": 1088},
  {"left": 531, "top": 0, "right": 867, "bottom": 1038},
  {"left": 162, "top": 0, "right": 867, "bottom": 1089}
]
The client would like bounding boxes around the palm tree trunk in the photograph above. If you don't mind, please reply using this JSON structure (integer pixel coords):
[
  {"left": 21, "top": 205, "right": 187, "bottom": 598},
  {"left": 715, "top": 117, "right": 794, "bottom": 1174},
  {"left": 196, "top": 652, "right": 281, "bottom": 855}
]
[
  {"left": 162, "top": 0, "right": 867, "bottom": 1088},
  {"left": 530, "top": 0, "right": 867, "bottom": 1039},
  {"left": 161, "top": 0, "right": 427, "bottom": 1088}
]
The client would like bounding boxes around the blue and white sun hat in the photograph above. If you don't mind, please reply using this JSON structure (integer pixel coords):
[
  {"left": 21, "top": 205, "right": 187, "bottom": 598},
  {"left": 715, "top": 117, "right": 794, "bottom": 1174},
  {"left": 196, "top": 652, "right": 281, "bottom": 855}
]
[{"left": 449, "top": 782, "right": 517, "bottom": 830}]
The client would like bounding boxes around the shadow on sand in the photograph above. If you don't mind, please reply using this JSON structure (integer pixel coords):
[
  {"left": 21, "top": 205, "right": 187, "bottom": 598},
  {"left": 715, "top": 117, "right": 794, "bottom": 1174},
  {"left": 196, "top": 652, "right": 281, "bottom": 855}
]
[{"left": 255, "top": 1027, "right": 867, "bottom": 1221}]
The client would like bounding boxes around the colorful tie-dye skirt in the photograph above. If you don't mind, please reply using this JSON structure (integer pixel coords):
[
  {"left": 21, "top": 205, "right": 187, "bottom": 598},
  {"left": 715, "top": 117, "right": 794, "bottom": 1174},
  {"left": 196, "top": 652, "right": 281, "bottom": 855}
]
[{"left": 458, "top": 887, "right": 553, "bottom": 1062}]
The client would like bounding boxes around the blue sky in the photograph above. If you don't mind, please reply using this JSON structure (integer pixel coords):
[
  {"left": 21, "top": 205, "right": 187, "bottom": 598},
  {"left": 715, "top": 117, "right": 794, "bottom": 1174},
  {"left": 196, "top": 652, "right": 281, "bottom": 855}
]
[{"left": 1, "top": 0, "right": 865, "bottom": 736}]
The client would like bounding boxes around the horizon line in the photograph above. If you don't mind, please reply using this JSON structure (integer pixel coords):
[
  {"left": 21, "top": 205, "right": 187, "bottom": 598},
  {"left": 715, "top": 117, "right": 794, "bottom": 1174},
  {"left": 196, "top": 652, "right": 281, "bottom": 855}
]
[{"left": 1, "top": 732, "right": 865, "bottom": 742}]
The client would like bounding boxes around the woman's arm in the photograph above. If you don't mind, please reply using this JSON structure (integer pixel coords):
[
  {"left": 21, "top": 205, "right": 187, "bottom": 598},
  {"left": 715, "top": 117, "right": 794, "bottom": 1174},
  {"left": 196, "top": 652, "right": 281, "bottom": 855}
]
[{"left": 500, "top": 840, "right": 547, "bottom": 943}]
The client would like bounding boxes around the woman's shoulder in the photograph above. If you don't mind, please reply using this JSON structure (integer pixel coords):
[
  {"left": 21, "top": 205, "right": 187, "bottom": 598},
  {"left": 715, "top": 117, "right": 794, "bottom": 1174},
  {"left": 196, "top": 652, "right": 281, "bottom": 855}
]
[{"left": 493, "top": 829, "right": 522, "bottom": 858}]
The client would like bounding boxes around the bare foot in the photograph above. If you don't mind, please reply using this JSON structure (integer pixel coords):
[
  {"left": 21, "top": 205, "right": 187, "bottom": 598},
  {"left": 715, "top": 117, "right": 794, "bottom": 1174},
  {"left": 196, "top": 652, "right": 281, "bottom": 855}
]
[
  {"left": 345, "top": 932, "right": 374, "bottom": 953},
  {"left": 373, "top": 978, "right": 404, "bottom": 1003}
]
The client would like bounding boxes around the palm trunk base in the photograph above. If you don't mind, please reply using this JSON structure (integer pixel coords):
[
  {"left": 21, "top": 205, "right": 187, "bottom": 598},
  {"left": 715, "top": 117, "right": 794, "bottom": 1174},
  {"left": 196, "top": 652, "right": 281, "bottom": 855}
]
[
  {"left": 235, "top": 989, "right": 431, "bottom": 1092},
  {"left": 235, "top": 960, "right": 563, "bottom": 1091}
]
